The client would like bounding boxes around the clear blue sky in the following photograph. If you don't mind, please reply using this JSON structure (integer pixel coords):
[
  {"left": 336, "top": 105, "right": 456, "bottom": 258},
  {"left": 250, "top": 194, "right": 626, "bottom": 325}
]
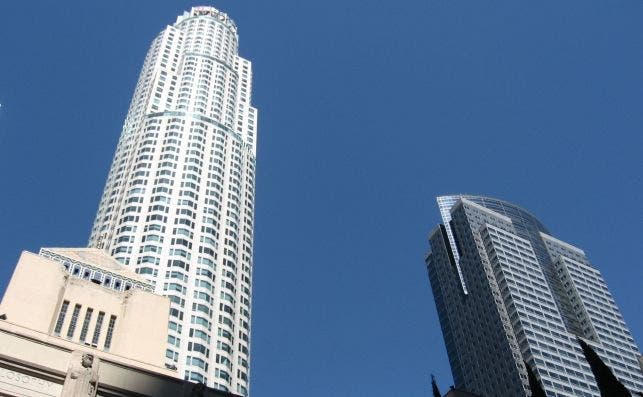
[{"left": 0, "top": 1, "right": 641, "bottom": 396}]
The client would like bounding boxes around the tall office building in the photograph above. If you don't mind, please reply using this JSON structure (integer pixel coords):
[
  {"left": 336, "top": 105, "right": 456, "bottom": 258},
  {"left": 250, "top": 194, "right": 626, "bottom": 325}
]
[
  {"left": 426, "top": 195, "right": 643, "bottom": 396},
  {"left": 88, "top": 6, "right": 257, "bottom": 395}
]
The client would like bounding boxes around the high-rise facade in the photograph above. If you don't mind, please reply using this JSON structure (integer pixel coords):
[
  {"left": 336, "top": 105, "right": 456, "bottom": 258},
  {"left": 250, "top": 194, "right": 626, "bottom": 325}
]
[
  {"left": 88, "top": 6, "right": 257, "bottom": 395},
  {"left": 426, "top": 195, "right": 643, "bottom": 396}
]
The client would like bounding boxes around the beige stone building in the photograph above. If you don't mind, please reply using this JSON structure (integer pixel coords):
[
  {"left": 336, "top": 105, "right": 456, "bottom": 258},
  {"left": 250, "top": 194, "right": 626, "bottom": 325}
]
[{"left": 0, "top": 248, "right": 236, "bottom": 397}]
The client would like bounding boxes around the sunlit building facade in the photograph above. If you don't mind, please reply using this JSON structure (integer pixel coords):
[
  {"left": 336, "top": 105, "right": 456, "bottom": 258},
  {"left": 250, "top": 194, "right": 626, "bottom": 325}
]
[
  {"left": 0, "top": 249, "right": 234, "bottom": 397},
  {"left": 88, "top": 6, "right": 257, "bottom": 395},
  {"left": 426, "top": 195, "right": 643, "bottom": 396}
]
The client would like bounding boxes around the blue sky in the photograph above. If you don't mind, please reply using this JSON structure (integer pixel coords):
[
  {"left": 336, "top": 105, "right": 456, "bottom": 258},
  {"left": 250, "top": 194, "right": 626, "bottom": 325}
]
[{"left": 0, "top": 1, "right": 642, "bottom": 396}]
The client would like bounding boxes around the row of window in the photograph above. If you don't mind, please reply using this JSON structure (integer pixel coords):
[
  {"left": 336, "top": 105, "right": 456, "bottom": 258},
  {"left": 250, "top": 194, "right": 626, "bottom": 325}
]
[
  {"left": 40, "top": 250, "right": 147, "bottom": 292},
  {"left": 53, "top": 301, "right": 117, "bottom": 351}
]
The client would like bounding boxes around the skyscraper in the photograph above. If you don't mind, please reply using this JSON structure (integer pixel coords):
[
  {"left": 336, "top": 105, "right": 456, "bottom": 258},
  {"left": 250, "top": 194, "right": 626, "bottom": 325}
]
[
  {"left": 88, "top": 6, "right": 257, "bottom": 395},
  {"left": 426, "top": 195, "right": 643, "bottom": 396}
]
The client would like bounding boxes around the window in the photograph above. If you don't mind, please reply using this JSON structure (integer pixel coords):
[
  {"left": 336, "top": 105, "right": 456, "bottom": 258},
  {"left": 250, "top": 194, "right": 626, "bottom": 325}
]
[
  {"left": 66, "top": 304, "right": 82, "bottom": 338},
  {"left": 79, "top": 308, "right": 93, "bottom": 342},
  {"left": 168, "top": 334, "right": 181, "bottom": 347},
  {"left": 167, "top": 349, "right": 179, "bottom": 362},
  {"left": 104, "top": 315, "right": 117, "bottom": 349},
  {"left": 186, "top": 371, "right": 205, "bottom": 383},
  {"left": 54, "top": 301, "right": 70, "bottom": 335},
  {"left": 92, "top": 312, "right": 106, "bottom": 346},
  {"left": 169, "top": 321, "right": 182, "bottom": 333},
  {"left": 186, "top": 356, "right": 207, "bottom": 370}
]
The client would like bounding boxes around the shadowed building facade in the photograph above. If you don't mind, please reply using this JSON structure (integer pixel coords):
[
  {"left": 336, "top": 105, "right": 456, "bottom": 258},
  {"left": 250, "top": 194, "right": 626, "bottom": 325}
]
[{"left": 426, "top": 195, "right": 643, "bottom": 396}]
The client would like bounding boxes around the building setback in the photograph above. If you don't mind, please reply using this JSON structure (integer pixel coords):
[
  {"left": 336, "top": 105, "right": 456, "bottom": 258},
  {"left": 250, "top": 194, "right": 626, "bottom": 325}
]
[
  {"left": 426, "top": 195, "right": 643, "bottom": 396},
  {"left": 88, "top": 6, "right": 257, "bottom": 395}
]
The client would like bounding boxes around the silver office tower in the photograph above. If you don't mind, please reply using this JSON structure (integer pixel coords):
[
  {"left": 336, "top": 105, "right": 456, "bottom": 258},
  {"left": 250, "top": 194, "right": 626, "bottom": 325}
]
[
  {"left": 89, "top": 7, "right": 257, "bottom": 395},
  {"left": 426, "top": 195, "right": 643, "bottom": 396}
]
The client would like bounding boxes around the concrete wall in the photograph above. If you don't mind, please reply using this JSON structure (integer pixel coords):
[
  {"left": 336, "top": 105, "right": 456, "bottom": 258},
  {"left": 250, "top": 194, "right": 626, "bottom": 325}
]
[
  {"left": 114, "top": 289, "right": 169, "bottom": 367},
  {"left": 0, "top": 251, "right": 67, "bottom": 333}
]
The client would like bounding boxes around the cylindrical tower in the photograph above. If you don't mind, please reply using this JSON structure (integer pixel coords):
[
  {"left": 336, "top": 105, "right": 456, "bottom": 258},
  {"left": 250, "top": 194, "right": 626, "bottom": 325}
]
[{"left": 88, "top": 6, "right": 257, "bottom": 395}]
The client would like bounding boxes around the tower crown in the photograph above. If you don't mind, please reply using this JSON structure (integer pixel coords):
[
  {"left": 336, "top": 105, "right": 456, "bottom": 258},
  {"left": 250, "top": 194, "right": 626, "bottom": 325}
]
[{"left": 175, "top": 6, "right": 237, "bottom": 32}]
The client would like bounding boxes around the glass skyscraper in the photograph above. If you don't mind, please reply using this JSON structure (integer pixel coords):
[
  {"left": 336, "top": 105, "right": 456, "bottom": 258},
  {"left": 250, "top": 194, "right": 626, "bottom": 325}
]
[
  {"left": 426, "top": 195, "right": 643, "bottom": 396},
  {"left": 88, "top": 7, "right": 256, "bottom": 395}
]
